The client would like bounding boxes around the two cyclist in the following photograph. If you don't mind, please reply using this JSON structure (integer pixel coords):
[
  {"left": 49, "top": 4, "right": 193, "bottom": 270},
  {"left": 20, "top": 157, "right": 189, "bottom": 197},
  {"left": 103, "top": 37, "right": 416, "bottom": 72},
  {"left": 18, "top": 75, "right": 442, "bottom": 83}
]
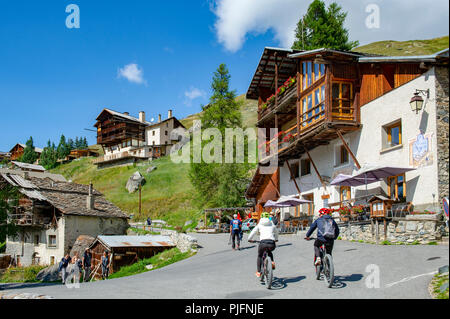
[
  {"left": 248, "top": 212, "right": 279, "bottom": 278},
  {"left": 305, "top": 208, "right": 340, "bottom": 266}
]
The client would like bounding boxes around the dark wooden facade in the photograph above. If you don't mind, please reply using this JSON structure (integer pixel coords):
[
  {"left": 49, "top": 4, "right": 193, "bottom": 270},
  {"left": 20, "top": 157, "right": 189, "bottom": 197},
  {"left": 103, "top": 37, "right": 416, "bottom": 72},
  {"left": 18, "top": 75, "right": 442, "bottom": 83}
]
[
  {"left": 249, "top": 48, "right": 429, "bottom": 165},
  {"left": 94, "top": 110, "right": 146, "bottom": 147}
]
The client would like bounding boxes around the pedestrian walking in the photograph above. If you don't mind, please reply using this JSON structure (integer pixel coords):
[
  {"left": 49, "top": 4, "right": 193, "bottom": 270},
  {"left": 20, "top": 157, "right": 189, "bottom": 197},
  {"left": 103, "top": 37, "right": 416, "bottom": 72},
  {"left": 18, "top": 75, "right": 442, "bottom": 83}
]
[
  {"left": 101, "top": 251, "right": 110, "bottom": 280},
  {"left": 82, "top": 248, "right": 93, "bottom": 282},
  {"left": 58, "top": 254, "right": 71, "bottom": 284},
  {"left": 230, "top": 214, "right": 242, "bottom": 250}
]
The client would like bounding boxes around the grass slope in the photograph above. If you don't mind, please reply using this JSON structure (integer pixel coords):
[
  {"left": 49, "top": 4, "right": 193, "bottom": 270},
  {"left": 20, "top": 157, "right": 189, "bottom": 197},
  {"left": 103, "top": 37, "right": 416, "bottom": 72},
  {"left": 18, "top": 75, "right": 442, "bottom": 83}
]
[
  {"left": 50, "top": 156, "right": 199, "bottom": 226},
  {"left": 356, "top": 36, "right": 449, "bottom": 56},
  {"left": 180, "top": 94, "right": 258, "bottom": 129}
]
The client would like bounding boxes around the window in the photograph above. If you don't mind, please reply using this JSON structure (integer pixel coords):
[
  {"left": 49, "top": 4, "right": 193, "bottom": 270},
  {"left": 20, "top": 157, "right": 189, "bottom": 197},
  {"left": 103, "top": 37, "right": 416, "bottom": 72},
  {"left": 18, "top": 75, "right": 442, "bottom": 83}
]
[
  {"left": 388, "top": 174, "right": 406, "bottom": 201},
  {"left": 152, "top": 131, "right": 155, "bottom": 136},
  {"left": 332, "top": 82, "right": 353, "bottom": 117},
  {"left": 302, "top": 61, "right": 325, "bottom": 91},
  {"left": 335, "top": 144, "right": 349, "bottom": 166},
  {"left": 34, "top": 235, "right": 39, "bottom": 246},
  {"left": 48, "top": 235, "right": 56, "bottom": 248},
  {"left": 340, "top": 186, "right": 351, "bottom": 202},
  {"left": 290, "top": 162, "right": 299, "bottom": 179},
  {"left": 165, "top": 131, "right": 168, "bottom": 136},
  {"left": 301, "top": 84, "right": 326, "bottom": 127},
  {"left": 387, "top": 122, "right": 402, "bottom": 147},
  {"left": 301, "top": 159, "right": 311, "bottom": 176}
]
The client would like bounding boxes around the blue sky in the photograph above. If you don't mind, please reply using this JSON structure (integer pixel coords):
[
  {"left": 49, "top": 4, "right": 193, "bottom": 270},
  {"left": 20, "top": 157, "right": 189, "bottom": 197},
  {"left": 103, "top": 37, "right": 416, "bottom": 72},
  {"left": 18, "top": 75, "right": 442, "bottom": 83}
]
[{"left": 0, "top": 0, "right": 448, "bottom": 151}]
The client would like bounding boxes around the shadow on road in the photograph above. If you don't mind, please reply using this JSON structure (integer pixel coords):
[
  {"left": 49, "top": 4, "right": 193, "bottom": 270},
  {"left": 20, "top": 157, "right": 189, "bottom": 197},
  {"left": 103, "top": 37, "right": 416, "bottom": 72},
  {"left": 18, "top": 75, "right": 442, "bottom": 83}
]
[
  {"left": 238, "top": 245, "right": 256, "bottom": 251},
  {"left": 268, "top": 275, "right": 306, "bottom": 290},
  {"left": 0, "top": 281, "right": 61, "bottom": 291},
  {"left": 331, "top": 274, "right": 364, "bottom": 289},
  {"left": 277, "top": 243, "right": 293, "bottom": 248}
]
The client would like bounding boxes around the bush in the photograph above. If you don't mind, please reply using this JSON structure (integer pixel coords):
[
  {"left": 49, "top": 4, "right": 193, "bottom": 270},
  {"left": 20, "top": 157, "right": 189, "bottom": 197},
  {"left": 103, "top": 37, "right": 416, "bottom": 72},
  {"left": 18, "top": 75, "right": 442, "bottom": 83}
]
[
  {"left": 0, "top": 242, "right": 5, "bottom": 253},
  {"left": 0, "top": 265, "right": 47, "bottom": 283}
]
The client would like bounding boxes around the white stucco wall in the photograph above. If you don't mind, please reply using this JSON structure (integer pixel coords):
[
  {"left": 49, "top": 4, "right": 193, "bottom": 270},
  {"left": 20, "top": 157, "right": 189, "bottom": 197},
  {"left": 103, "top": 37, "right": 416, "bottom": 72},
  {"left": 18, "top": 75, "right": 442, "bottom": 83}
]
[{"left": 278, "top": 68, "right": 440, "bottom": 217}]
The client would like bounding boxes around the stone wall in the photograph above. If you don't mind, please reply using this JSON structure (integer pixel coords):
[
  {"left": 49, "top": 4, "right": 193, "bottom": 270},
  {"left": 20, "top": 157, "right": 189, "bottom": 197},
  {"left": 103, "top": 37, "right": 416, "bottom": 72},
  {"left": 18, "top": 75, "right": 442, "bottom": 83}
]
[
  {"left": 338, "top": 214, "right": 448, "bottom": 244},
  {"left": 435, "top": 66, "right": 449, "bottom": 204},
  {"left": 160, "top": 229, "right": 198, "bottom": 253}
]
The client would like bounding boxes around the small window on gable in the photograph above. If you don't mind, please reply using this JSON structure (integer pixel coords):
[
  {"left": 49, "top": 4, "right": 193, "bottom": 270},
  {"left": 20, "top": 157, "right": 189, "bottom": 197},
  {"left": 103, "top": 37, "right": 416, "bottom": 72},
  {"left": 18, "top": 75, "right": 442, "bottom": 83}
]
[{"left": 48, "top": 235, "right": 56, "bottom": 248}]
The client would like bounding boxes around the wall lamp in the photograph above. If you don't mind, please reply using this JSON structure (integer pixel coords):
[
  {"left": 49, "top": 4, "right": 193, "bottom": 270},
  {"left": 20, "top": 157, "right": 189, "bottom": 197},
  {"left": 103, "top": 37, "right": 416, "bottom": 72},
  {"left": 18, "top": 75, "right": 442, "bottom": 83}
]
[{"left": 410, "top": 89, "right": 429, "bottom": 114}]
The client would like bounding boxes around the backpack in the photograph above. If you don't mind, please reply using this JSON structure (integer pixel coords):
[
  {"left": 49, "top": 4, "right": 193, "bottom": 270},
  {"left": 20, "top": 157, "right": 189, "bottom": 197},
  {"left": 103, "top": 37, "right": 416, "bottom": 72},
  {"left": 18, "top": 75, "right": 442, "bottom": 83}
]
[{"left": 320, "top": 218, "right": 336, "bottom": 240}]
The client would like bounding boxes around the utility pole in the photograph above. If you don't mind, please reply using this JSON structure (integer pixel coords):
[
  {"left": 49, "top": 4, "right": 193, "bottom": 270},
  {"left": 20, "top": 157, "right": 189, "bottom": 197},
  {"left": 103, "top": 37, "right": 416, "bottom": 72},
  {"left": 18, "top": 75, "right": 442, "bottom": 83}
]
[{"left": 138, "top": 184, "right": 142, "bottom": 220}]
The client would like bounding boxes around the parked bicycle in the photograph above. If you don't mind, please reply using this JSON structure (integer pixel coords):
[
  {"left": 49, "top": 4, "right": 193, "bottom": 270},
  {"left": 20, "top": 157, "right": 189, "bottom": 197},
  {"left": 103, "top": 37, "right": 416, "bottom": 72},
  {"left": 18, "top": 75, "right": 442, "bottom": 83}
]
[
  {"left": 249, "top": 240, "right": 276, "bottom": 289},
  {"left": 305, "top": 237, "right": 334, "bottom": 288}
]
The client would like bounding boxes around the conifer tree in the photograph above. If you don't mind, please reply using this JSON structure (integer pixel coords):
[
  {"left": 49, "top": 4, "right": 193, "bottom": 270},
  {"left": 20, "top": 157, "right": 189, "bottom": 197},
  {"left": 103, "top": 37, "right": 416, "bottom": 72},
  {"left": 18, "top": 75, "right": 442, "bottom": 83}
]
[
  {"left": 292, "top": 0, "right": 359, "bottom": 51},
  {"left": 20, "top": 137, "right": 38, "bottom": 164}
]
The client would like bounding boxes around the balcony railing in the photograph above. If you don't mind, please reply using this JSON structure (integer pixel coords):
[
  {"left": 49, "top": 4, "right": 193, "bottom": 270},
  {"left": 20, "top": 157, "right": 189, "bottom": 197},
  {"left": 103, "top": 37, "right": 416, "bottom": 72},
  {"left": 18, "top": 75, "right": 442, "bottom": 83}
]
[
  {"left": 8, "top": 213, "right": 51, "bottom": 226},
  {"left": 258, "top": 79, "right": 297, "bottom": 121}
]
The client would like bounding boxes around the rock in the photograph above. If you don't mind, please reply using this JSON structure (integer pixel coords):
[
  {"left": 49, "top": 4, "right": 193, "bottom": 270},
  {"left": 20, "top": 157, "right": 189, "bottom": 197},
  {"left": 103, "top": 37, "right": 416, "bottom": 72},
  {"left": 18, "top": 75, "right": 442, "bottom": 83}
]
[
  {"left": 35, "top": 264, "right": 61, "bottom": 282},
  {"left": 145, "top": 264, "right": 154, "bottom": 270},
  {"left": 406, "top": 221, "right": 417, "bottom": 232},
  {"left": 1, "top": 293, "right": 54, "bottom": 299},
  {"left": 146, "top": 166, "right": 157, "bottom": 174},
  {"left": 126, "top": 172, "right": 146, "bottom": 193},
  {"left": 438, "top": 265, "right": 449, "bottom": 274},
  {"left": 70, "top": 235, "right": 95, "bottom": 258},
  {"left": 184, "top": 220, "right": 193, "bottom": 227}
]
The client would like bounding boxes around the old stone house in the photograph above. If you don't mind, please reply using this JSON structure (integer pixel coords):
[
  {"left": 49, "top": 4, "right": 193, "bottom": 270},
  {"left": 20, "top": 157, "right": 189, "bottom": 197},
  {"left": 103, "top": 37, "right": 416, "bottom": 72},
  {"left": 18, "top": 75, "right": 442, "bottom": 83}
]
[{"left": 1, "top": 170, "right": 129, "bottom": 266}]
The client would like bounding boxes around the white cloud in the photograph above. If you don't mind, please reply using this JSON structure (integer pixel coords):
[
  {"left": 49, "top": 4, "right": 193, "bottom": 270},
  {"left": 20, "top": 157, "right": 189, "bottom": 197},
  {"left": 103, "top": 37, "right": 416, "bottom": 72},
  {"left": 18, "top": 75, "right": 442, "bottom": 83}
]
[
  {"left": 212, "top": 0, "right": 449, "bottom": 52},
  {"left": 184, "top": 87, "right": 206, "bottom": 106},
  {"left": 117, "top": 63, "right": 147, "bottom": 85}
]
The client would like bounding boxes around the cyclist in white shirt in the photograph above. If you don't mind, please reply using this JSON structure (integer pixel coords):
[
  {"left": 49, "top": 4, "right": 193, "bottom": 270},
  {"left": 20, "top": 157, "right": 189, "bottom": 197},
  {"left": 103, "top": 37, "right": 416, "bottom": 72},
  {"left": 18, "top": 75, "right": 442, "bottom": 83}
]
[{"left": 248, "top": 212, "right": 279, "bottom": 278}]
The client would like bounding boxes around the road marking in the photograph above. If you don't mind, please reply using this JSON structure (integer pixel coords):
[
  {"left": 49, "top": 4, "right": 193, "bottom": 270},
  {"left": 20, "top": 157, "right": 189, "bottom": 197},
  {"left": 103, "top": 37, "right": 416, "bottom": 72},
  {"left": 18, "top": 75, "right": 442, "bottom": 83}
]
[{"left": 385, "top": 271, "right": 437, "bottom": 288}]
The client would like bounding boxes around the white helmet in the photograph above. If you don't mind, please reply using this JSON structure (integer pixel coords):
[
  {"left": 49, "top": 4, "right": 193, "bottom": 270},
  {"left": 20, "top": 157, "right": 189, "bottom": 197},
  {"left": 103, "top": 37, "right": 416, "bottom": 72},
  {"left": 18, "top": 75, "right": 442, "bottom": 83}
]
[{"left": 233, "top": 214, "right": 238, "bottom": 218}]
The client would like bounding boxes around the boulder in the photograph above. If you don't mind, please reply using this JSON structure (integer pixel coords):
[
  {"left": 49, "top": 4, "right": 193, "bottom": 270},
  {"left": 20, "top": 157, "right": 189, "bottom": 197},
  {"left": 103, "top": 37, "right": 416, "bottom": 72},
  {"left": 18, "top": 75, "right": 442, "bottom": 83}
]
[
  {"left": 146, "top": 166, "right": 157, "bottom": 174},
  {"left": 35, "top": 264, "right": 61, "bottom": 282},
  {"left": 126, "top": 171, "right": 146, "bottom": 193},
  {"left": 70, "top": 235, "right": 95, "bottom": 258}
]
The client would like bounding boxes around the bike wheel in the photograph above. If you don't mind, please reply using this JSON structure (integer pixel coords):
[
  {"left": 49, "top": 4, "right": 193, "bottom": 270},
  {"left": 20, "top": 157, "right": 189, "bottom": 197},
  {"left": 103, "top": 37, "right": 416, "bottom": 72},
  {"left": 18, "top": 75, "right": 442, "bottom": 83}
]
[
  {"left": 265, "top": 256, "right": 273, "bottom": 289},
  {"left": 323, "top": 254, "right": 334, "bottom": 288},
  {"left": 315, "top": 263, "right": 322, "bottom": 280}
]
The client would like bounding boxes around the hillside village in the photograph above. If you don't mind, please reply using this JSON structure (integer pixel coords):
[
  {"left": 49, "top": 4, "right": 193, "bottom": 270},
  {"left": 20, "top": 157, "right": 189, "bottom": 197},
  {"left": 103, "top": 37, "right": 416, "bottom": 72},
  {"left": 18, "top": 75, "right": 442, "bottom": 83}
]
[{"left": 0, "top": 14, "right": 449, "bottom": 299}]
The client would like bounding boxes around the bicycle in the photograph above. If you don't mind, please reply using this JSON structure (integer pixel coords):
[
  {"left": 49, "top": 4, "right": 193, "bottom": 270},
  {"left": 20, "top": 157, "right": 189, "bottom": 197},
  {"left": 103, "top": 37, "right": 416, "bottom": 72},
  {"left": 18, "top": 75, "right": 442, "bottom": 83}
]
[
  {"left": 305, "top": 237, "right": 334, "bottom": 288},
  {"left": 250, "top": 240, "right": 276, "bottom": 289}
]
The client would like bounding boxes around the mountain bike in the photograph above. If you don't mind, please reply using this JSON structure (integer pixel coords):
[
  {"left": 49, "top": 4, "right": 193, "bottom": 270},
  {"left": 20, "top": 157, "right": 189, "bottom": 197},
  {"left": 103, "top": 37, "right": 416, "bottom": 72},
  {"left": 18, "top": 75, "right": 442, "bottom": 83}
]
[
  {"left": 305, "top": 237, "right": 334, "bottom": 288},
  {"left": 250, "top": 240, "right": 276, "bottom": 289}
]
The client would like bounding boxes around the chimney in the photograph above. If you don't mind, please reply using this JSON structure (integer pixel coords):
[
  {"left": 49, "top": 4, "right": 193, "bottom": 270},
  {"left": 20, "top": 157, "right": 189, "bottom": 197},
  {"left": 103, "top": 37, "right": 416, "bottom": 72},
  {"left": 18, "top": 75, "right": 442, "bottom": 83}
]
[
  {"left": 87, "top": 183, "right": 94, "bottom": 210},
  {"left": 168, "top": 110, "right": 173, "bottom": 119},
  {"left": 139, "top": 111, "right": 146, "bottom": 123},
  {"left": 158, "top": 114, "right": 162, "bottom": 123},
  {"left": 23, "top": 172, "right": 29, "bottom": 180},
  {"left": 123, "top": 112, "right": 129, "bottom": 116}
]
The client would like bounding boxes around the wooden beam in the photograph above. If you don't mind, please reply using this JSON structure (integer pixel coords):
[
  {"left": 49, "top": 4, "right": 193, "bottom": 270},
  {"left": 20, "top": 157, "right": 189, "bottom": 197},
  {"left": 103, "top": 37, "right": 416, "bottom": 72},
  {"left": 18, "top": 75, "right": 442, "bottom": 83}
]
[
  {"left": 268, "top": 173, "right": 281, "bottom": 198},
  {"left": 302, "top": 144, "right": 327, "bottom": 191},
  {"left": 336, "top": 129, "right": 361, "bottom": 169},
  {"left": 285, "top": 160, "right": 301, "bottom": 194}
]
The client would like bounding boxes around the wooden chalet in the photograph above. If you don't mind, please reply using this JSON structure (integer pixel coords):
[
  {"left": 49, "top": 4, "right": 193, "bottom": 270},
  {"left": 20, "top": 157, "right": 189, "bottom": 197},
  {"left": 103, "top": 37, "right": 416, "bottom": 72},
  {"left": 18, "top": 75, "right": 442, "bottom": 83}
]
[
  {"left": 9, "top": 143, "right": 42, "bottom": 162},
  {"left": 246, "top": 46, "right": 449, "bottom": 223}
]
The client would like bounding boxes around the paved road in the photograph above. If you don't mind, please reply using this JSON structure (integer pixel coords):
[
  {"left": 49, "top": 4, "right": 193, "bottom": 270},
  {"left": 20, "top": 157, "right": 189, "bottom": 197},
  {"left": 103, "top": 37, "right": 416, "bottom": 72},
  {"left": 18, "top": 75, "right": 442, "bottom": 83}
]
[{"left": 1, "top": 232, "right": 448, "bottom": 299}]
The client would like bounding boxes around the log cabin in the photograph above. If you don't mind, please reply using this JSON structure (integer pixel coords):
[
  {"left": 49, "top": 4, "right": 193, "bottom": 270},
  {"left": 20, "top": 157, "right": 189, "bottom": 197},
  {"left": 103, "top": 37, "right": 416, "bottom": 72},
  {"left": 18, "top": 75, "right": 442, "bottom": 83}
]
[{"left": 246, "top": 47, "right": 449, "bottom": 223}]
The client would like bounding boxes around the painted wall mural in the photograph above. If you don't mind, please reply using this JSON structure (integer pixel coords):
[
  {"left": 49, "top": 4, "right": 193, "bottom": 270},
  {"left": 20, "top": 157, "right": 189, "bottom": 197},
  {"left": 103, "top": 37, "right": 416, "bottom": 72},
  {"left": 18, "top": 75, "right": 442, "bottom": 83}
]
[{"left": 409, "top": 131, "right": 433, "bottom": 168}]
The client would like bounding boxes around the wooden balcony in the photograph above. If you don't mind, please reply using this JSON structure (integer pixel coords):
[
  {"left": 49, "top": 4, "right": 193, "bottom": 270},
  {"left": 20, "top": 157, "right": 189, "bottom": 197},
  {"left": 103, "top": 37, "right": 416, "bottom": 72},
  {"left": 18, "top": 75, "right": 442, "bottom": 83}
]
[
  {"left": 259, "top": 101, "right": 360, "bottom": 164},
  {"left": 258, "top": 84, "right": 297, "bottom": 126},
  {"left": 8, "top": 213, "right": 51, "bottom": 227}
]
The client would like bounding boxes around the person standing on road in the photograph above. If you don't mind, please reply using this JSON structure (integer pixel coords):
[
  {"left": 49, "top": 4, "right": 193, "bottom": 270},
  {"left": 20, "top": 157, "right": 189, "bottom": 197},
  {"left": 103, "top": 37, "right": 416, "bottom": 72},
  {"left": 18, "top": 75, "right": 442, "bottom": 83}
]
[
  {"left": 82, "top": 248, "right": 93, "bottom": 282},
  {"left": 58, "top": 254, "right": 71, "bottom": 284},
  {"left": 248, "top": 212, "right": 279, "bottom": 278},
  {"left": 101, "top": 251, "right": 110, "bottom": 280},
  {"left": 230, "top": 214, "right": 242, "bottom": 250},
  {"left": 305, "top": 208, "right": 340, "bottom": 266}
]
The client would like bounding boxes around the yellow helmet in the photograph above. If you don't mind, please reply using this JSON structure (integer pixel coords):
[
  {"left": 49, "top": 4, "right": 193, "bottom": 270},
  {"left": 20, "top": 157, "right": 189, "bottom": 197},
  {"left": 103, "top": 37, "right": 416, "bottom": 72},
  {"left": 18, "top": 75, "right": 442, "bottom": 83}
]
[{"left": 261, "top": 212, "right": 270, "bottom": 219}]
